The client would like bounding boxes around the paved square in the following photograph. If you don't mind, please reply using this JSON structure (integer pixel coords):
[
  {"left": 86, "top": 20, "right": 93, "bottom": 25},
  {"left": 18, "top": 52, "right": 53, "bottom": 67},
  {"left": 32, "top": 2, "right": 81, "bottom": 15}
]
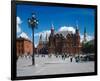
[{"left": 17, "top": 55, "right": 94, "bottom": 77}]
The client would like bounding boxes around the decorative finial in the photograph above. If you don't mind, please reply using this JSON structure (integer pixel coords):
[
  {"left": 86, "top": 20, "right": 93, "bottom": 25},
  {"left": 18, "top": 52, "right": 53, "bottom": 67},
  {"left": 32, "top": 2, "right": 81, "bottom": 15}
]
[
  {"left": 84, "top": 27, "right": 86, "bottom": 34},
  {"left": 51, "top": 22, "right": 54, "bottom": 30},
  {"left": 76, "top": 20, "right": 79, "bottom": 29}
]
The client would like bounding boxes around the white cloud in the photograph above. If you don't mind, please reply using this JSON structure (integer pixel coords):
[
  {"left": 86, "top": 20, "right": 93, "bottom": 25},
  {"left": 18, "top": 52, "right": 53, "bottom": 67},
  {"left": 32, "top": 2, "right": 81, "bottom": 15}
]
[
  {"left": 18, "top": 32, "right": 29, "bottom": 40},
  {"left": 58, "top": 26, "right": 94, "bottom": 42},
  {"left": 56, "top": 26, "right": 76, "bottom": 37},
  {"left": 87, "top": 35, "right": 94, "bottom": 41},
  {"left": 34, "top": 30, "right": 51, "bottom": 41},
  {"left": 34, "top": 33, "right": 40, "bottom": 37},
  {"left": 34, "top": 26, "right": 76, "bottom": 40},
  {"left": 33, "top": 26, "right": 94, "bottom": 48},
  {"left": 58, "top": 26, "right": 75, "bottom": 33},
  {"left": 17, "top": 16, "right": 22, "bottom": 33},
  {"left": 16, "top": 16, "right": 30, "bottom": 40},
  {"left": 34, "top": 30, "right": 51, "bottom": 37},
  {"left": 34, "top": 30, "right": 51, "bottom": 47},
  {"left": 35, "top": 43, "right": 38, "bottom": 48},
  {"left": 80, "top": 34, "right": 94, "bottom": 42},
  {"left": 80, "top": 34, "right": 84, "bottom": 42}
]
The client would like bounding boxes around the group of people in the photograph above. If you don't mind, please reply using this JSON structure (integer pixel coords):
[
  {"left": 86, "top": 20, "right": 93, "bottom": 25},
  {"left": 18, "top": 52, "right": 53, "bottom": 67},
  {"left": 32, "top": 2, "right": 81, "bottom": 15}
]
[
  {"left": 36, "top": 54, "right": 82, "bottom": 63},
  {"left": 17, "top": 53, "right": 91, "bottom": 62}
]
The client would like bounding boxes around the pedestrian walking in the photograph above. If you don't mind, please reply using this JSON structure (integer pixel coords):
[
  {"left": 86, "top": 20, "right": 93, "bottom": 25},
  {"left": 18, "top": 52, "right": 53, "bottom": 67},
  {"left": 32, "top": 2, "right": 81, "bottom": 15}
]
[
  {"left": 70, "top": 57, "right": 73, "bottom": 62},
  {"left": 62, "top": 55, "right": 64, "bottom": 60}
]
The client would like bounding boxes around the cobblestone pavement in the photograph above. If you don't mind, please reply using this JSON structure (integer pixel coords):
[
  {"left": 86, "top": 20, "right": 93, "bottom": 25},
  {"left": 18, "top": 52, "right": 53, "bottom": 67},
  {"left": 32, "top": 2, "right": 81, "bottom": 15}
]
[{"left": 17, "top": 55, "right": 94, "bottom": 77}]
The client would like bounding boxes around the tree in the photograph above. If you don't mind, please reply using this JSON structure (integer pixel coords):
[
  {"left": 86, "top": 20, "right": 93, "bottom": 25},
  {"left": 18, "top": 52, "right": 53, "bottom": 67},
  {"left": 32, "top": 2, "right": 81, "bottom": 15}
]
[{"left": 82, "top": 40, "right": 94, "bottom": 54}]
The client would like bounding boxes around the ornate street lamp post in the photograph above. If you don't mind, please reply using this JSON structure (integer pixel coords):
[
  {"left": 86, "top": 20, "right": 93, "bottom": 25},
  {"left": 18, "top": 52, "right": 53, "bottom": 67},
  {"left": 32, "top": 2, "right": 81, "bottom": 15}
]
[{"left": 28, "top": 13, "right": 38, "bottom": 65}]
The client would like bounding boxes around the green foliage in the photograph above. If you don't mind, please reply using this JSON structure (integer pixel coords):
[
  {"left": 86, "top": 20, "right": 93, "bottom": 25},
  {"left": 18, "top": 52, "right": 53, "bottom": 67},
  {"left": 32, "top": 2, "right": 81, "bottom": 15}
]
[{"left": 82, "top": 40, "right": 94, "bottom": 54}]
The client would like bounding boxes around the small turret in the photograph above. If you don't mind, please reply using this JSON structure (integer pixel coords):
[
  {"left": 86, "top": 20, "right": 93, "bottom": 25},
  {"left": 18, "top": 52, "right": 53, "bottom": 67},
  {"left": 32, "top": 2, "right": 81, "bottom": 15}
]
[
  {"left": 51, "top": 23, "right": 55, "bottom": 36},
  {"left": 45, "top": 33, "right": 48, "bottom": 42},
  {"left": 39, "top": 34, "right": 42, "bottom": 44},
  {"left": 83, "top": 27, "right": 87, "bottom": 43},
  {"left": 75, "top": 21, "right": 79, "bottom": 35}
]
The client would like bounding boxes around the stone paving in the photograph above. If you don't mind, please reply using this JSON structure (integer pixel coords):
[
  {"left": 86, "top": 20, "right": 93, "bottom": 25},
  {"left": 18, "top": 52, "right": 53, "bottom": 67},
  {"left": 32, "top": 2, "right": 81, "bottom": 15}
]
[{"left": 17, "top": 55, "right": 94, "bottom": 77}]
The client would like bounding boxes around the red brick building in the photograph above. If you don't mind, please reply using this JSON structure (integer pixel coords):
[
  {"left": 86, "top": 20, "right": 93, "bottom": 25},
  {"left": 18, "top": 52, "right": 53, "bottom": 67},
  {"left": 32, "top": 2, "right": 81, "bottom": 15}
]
[
  {"left": 36, "top": 24, "right": 82, "bottom": 55},
  {"left": 48, "top": 25, "right": 82, "bottom": 55},
  {"left": 16, "top": 37, "right": 34, "bottom": 57},
  {"left": 37, "top": 34, "right": 49, "bottom": 54}
]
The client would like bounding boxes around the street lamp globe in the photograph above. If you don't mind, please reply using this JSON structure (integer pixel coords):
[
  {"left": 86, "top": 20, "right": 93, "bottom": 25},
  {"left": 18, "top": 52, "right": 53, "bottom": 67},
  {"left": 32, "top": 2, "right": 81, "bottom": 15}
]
[{"left": 32, "top": 13, "right": 35, "bottom": 18}]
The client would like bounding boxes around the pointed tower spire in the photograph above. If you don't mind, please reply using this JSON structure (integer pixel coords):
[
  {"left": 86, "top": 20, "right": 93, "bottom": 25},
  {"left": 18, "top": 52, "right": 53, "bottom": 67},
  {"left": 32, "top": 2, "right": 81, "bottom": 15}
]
[
  {"left": 75, "top": 20, "right": 79, "bottom": 34},
  {"left": 51, "top": 23, "right": 54, "bottom": 30},
  {"left": 40, "top": 34, "right": 42, "bottom": 40},
  {"left": 51, "top": 23, "right": 55, "bottom": 36},
  {"left": 39, "top": 34, "right": 42, "bottom": 44},
  {"left": 84, "top": 27, "right": 86, "bottom": 34},
  {"left": 84, "top": 27, "right": 87, "bottom": 43},
  {"left": 45, "top": 33, "right": 48, "bottom": 41},
  {"left": 76, "top": 20, "right": 79, "bottom": 30}
]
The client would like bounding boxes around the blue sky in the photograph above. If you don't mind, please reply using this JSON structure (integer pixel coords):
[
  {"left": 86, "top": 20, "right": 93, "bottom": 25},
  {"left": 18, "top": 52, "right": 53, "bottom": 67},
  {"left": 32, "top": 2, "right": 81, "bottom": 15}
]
[{"left": 16, "top": 4, "right": 95, "bottom": 47}]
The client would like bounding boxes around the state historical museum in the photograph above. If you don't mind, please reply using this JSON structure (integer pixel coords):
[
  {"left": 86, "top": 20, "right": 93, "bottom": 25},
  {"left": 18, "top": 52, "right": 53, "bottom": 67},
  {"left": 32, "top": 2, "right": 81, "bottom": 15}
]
[{"left": 37, "top": 24, "right": 82, "bottom": 55}]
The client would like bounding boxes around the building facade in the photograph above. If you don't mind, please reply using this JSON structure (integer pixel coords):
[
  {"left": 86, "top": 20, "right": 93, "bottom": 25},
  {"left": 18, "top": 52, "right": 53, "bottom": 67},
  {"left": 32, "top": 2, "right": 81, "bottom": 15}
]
[
  {"left": 37, "top": 25, "right": 87, "bottom": 55},
  {"left": 48, "top": 25, "right": 81, "bottom": 55},
  {"left": 16, "top": 37, "right": 34, "bottom": 57},
  {"left": 16, "top": 24, "right": 86, "bottom": 56},
  {"left": 37, "top": 34, "right": 49, "bottom": 54}
]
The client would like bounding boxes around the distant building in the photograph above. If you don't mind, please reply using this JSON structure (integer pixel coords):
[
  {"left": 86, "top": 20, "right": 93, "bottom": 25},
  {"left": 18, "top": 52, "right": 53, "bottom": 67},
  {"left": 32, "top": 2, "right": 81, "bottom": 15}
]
[
  {"left": 82, "top": 27, "right": 87, "bottom": 43},
  {"left": 37, "top": 34, "right": 49, "bottom": 54},
  {"left": 36, "top": 24, "right": 83, "bottom": 55},
  {"left": 16, "top": 37, "right": 35, "bottom": 57},
  {"left": 37, "top": 34, "right": 43, "bottom": 54},
  {"left": 17, "top": 24, "right": 88, "bottom": 56},
  {"left": 48, "top": 24, "right": 82, "bottom": 55}
]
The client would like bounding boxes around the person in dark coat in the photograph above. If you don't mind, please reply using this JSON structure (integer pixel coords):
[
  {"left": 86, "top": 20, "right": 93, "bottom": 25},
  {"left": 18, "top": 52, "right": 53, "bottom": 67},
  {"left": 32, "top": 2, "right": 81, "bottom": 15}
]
[{"left": 70, "top": 57, "right": 73, "bottom": 62}]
